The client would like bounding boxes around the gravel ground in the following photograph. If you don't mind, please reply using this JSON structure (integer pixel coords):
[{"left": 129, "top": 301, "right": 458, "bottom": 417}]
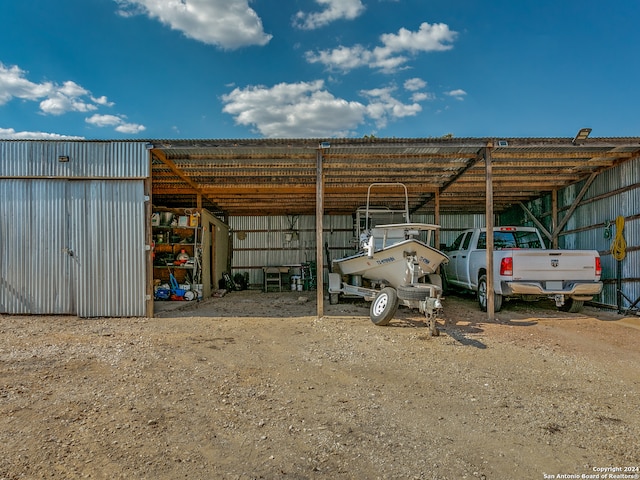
[{"left": 1, "top": 291, "right": 639, "bottom": 479}]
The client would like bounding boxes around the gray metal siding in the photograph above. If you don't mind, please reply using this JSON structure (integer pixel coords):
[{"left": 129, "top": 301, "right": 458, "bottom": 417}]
[
  {"left": 0, "top": 179, "right": 147, "bottom": 317},
  {"left": 0, "top": 141, "right": 149, "bottom": 179},
  {"left": 518, "top": 156, "right": 640, "bottom": 310},
  {"left": 228, "top": 213, "right": 487, "bottom": 287},
  {"left": 0, "top": 180, "right": 71, "bottom": 314},
  {"left": 69, "top": 181, "right": 147, "bottom": 317},
  {"left": 0, "top": 140, "right": 150, "bottom": 317}
]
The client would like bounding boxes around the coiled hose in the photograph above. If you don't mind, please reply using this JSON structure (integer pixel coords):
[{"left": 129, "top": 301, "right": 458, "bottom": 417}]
[{"left": 610, "top": 216, "right": 626, "bottom": 261}]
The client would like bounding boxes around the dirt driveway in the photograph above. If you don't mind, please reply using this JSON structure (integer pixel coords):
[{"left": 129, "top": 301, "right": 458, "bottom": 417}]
[{"left": 1, "top": 291, "right": 639, "bottom": 479}]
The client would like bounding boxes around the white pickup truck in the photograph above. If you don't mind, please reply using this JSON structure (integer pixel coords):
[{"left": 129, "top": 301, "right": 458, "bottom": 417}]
[{"left": 442, "top": 226, "right": 603, "bottom": 312}]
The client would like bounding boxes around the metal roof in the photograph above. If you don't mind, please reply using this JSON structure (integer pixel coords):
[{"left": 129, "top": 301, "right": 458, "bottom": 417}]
[{"left": 150, "top": 136, "right": 640, "bottom": 216}]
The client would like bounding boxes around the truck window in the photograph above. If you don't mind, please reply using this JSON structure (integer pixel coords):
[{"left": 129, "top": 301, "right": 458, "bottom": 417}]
[
  {"left": 514, "top": 231, "right": 542, "bottom": 248},
  {"left": 477, "top": 232, "right": 486, "bottom": 249},
  {"left": 477, "top": 230, "right": 543, "bottom": 250},
  {"left": 449, "top": 232, "right": 466, "bottom": 251},
  {"left": 462, "top": 232, "right": 472, "bottom": 250},
  {"left": 494, "top": 232, "right": 517, "bottom": 249}
]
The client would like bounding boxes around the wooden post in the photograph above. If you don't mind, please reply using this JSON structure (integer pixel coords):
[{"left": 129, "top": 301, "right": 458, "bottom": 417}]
[
  {"left": 551, "top": 189, "right": 558, "bottom": 249},
  {"left": 485, "top": 144, "right": 495, "bottom": 321},
  {"left": 316, "top": 147, "right": 324, "bottom": 318},
  {"left": 434, "top": 189, "right": 441, "bottom": 249}
]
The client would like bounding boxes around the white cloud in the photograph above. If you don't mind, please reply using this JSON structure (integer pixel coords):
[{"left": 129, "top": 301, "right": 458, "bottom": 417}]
[
  {"left": 361, "top": 86, "right": 422, "bottom": 129},
  {"left": 0, "top": 63, "right": 53, "bottom": 104},
  {"left": 411, "top": 92, "right": 432, "bottom": 102},
  {"left": 403, "top": 78, "right": 433, "bottom": 102},
  {"left": 306, "top": 22, "right": 457, "bottom": 73},
  {"left": 404, "top": 78, "right": 427, "bottom": 92},
  {"left": 0, "top": 62, "right": 145, "bottom": 134},
  {"left": 115, "top": 0, "right": 272, "bottom": 49},
  {"left": 221, "top": 80, "right": 425, "bottom": 137},
  {"left": 222, "top": 80, "right": 366, "bottom": 137},
  {"left": 91, "top": 95, "right": 115, "bottom": 107},
  {"left": 85, "top": 114, "right": 146, "bottom": 134},
  {"left": 0, "top": 127, "right": 84, "bottom": 140},
  {"left": 446, "top": 89, "right": 467, "bottom": 100},
  {"left": 294, "top": 0, "right": 365, "bottom": 30}
]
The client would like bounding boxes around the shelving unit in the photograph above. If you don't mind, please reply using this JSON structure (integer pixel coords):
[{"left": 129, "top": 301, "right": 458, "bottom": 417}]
[
  {"left": 152, "top": 223, "right": 202, "bottom": 290},
  {"left": 150, "top": 207, "right": 230, "bottom": 306}
]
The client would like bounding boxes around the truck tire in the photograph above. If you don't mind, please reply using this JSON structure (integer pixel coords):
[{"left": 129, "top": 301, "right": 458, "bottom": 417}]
[
  {"left": 440, "top": 271, "right": 450, "bottom": 294},
  {"left": 558, "top": 298, "right": 584, "bottom": 313},
  {"left": 370, "top": 287, "right": 399, "bottom": 326},
  {"left": 477, "top": 275, "right": 503, "bottom": 312},
  {"left": 397, "top": 284, "right": 433, "bottom": 301}
]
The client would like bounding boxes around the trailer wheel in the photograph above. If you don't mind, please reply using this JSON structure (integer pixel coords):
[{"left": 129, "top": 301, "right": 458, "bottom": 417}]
[
  {"left": 478, "top": 275, "right": 503, "bottom": 312},
  {"left": 370, "top": 287, "right": 399, "bottom": 326},
  {"left": 397, "top": 284, "right": 432, "bottom": 301},
  {"left": 558, "top": 298, "right": 584, "bottom": 313}
]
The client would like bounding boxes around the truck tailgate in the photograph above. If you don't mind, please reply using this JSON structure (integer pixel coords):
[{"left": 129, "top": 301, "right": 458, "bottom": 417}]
[{"left": 510, "top": 250, "right": 599, "bottom": 281}]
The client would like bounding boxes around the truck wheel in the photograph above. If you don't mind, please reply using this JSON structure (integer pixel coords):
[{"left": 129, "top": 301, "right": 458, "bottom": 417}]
[
  {"left": 370, "top": 287, "right": 399, "bottom": 326},
  {"left": 477, "top": 275, "right": 503, "bottom": 312},
  {"left": 441, "top": 271, "right": 450, "bottom": 294},
  {"left": 558, "top": 298, "right": 584, "bottom": 313},
  {"left": 397, "top": 284, "right": 432, "bottom": 301}
]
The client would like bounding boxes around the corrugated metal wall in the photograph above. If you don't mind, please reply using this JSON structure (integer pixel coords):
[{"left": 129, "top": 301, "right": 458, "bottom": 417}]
[
  {"left": 228, "top": 212, "right": 488, "bottom": 287},
  {"left": 517, "top": 156, "right": 640, "bottom": 310},
  {"left": 0, "top": 141, "right": 149, "bottom": 317},
  {"left": 0, "top": 140, "right": 149, "bottom": 178}
]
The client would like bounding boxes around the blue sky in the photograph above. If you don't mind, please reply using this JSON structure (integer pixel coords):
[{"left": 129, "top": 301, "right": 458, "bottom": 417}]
[{"left": 0, "top": 0, "right": 638, "bottom": 140}]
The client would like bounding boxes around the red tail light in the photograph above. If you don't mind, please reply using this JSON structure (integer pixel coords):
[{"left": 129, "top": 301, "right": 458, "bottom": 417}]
[
  {"left": 595, "top": 257, "right": 602, "bottom": 276},
  {"left": 500, "top": 257, "right": 513, "bottom": 276}
]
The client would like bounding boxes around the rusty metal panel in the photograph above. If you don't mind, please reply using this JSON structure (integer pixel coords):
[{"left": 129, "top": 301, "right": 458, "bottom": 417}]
[{"left": 0, "top": 140, "right": 150, "bottom": 179}]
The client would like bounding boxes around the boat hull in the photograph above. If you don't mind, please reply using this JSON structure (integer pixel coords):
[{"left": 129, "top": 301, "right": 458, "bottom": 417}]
[{"left": 333, "top": 239, "right": 449, "bottom": 288}]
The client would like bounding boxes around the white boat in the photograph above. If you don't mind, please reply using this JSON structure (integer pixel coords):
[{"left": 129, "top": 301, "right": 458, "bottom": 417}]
[
  {"left": 332, "top": 223, "right": 448, "bottom": 287},
  {"left": 328, "top": 183, "right": 449, "bottom": 333}
]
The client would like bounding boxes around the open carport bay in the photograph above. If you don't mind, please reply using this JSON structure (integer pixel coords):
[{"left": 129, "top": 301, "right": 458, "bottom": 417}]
[{"left": 1, "top": 293, "right": 639, "bottom": 479}]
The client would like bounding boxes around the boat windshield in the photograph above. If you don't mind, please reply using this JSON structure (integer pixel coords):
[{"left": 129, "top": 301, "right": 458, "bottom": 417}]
[{"left": 355, "top": 207, "right": 408, "bottom": 235}]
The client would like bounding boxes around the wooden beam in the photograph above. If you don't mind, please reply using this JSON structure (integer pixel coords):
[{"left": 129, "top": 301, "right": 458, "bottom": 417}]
[
  {"left": 555, "top": 172, "right": 598, "bottom": 234},
  {"left": 551, "top": 189, "right": 558, "bottom": 248},
  {"left": 519, "top": 202, "right": 552, "bottom": 241},
  {"left": 491, "top": 151, "right": 635, "bottom": 160},
  {"left": 316, "top": 147, "right": 324, "bottom": 319},
  {"left": 151, "top": 149, "right": 224, "bottom": 213},
  {"left": 485, "top": 144, "right": 495, "bottom": 321}
]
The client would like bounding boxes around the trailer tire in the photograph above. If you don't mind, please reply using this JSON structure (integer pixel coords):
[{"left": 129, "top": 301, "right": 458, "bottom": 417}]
[
  {"left": 558, "top": 298, "right": 584, "bottom": 313},
  {"left": 478, "top": 275, "right": 503, "bottom": 312},
  {"left": 370, "top": 287, "right": 399, "bottom": 326},
  {"left": 397, "top": 284, "right": 433, "bottom": 301}
]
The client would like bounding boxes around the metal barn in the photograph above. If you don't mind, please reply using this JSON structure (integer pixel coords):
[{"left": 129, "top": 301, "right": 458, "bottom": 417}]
[{"left": 1, "top": 136, "right": 639, "bottom": 317}]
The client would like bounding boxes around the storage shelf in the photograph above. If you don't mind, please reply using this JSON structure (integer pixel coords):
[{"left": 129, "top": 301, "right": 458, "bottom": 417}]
[{"left": 154, "top": 265, "right": 196, "bottom": 269}]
